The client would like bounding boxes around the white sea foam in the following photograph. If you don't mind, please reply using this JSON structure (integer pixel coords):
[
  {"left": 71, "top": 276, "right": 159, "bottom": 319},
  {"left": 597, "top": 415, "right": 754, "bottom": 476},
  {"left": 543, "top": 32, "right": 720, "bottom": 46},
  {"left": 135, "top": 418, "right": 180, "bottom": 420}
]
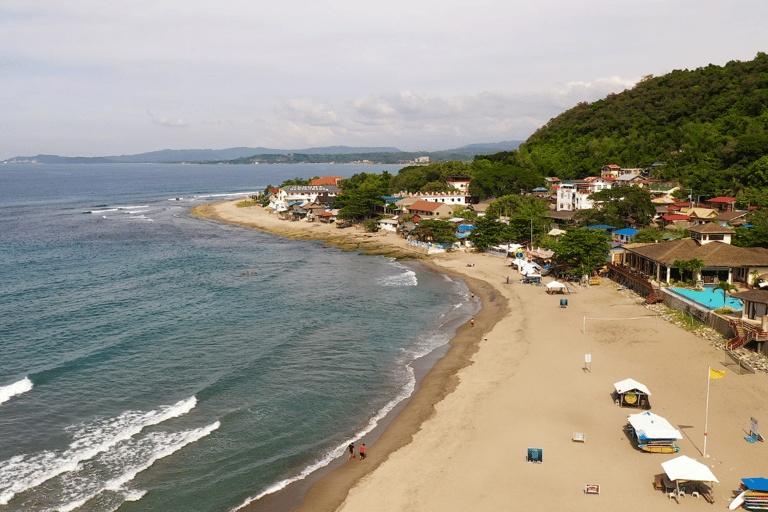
[
  {"left": 114, "top": 205, "right": 149, "bottom": 211},
  {"left": 0, "top": 396, "right": 197, "bottom": 505},
  {"left": 0, "top": 376, "right": 33, "bottom": 405},
  {"left": 89, "top": 208, "right": 119, "bottom": 214},
  {"left": 230, "top": 366, "right": 419, "bottom": 512},
  {"left": 378, "top": 262, "right": 418, "bottom": 287},
  {"left": 193, "top": 192, "right": 258, "bottom": 199},
  {"left": 50, "top": 421, "right": 220, "bottom": 512}
]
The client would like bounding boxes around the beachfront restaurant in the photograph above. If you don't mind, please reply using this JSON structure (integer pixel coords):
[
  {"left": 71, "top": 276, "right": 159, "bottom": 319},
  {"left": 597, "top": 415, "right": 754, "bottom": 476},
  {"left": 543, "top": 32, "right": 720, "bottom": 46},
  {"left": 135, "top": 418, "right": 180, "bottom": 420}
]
[
  {"left": 622, "top": 236, "right": 768, "bottom": 286},
  {"left": 613, "top": 378, "right": 651, "bottom": 409}
]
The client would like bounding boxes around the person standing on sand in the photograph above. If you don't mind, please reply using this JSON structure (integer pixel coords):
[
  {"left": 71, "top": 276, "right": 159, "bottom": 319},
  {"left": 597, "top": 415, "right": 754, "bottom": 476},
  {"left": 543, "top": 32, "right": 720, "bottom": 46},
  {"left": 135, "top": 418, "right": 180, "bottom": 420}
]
[
  {"left": 348, "top": 443, "right": 355, "bottom": 460},
  {"left": 359, "top": 444, "right": 366, "bottom": 460},
  {"left": 470, "top": 317, "right": 475, "bottom": 327}
]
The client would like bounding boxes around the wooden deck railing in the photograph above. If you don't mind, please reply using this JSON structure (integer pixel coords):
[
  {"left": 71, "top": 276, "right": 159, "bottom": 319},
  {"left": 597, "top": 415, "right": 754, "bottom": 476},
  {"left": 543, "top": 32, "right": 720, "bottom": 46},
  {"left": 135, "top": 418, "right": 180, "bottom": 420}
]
[{"left": 606, "top": 262, "right": 655, "bottom": 298}]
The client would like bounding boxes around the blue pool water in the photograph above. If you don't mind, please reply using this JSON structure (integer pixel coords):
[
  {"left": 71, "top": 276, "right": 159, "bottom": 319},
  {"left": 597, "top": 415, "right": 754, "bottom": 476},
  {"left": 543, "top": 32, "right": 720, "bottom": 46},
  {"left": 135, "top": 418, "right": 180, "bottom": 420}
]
[{"left": 669, "top": 287, "right": 744, "bottom": 310}]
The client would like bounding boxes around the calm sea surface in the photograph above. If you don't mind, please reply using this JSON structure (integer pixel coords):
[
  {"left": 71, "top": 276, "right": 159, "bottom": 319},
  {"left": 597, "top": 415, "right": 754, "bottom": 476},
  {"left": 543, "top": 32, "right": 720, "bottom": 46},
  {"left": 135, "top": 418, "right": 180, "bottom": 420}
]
[{"left": 0, "top": 164, "right": 474, "bottom": 512}]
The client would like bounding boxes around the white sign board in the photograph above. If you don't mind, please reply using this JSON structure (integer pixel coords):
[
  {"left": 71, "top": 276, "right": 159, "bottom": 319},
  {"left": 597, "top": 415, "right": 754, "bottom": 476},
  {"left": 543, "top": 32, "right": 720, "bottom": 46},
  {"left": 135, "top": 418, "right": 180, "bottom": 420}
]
[{"left": 585, "top": 354, "right": 592, "bottom": 363}]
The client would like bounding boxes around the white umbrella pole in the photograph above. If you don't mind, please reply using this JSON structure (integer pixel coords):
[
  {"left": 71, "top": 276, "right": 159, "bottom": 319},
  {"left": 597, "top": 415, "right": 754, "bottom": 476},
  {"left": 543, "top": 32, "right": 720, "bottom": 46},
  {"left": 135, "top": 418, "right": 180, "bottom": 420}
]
[{"left": 703, "top": 367, "right": 711, "bottom": 458}]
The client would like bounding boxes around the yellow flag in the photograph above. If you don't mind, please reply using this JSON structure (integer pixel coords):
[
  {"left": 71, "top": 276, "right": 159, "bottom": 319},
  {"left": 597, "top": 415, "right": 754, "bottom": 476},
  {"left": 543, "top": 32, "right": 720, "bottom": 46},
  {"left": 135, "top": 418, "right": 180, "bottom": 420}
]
[{"left": 710, "top": 368, "right": 726, "bottom": 379}]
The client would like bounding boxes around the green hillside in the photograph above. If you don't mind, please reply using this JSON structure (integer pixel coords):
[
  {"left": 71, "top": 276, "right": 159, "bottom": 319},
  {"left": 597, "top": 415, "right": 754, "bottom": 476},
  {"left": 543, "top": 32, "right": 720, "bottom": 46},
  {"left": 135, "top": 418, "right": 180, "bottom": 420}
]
[{"left": 507, "top": 52, "right": 768, "bottom": 199}]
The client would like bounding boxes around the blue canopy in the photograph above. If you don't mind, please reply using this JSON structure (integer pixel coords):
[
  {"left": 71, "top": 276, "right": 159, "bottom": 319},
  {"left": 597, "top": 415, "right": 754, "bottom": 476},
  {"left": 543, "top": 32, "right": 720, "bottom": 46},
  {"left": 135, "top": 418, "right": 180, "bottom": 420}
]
[{"left": 742, "top": 478, "right": 768, "bottom": 491}]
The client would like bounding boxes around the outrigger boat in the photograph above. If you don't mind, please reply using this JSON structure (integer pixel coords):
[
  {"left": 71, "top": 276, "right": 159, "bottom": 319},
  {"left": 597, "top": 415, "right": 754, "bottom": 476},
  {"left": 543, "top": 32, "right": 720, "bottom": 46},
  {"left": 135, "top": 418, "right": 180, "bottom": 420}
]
[{"left": 638, "top": 443, "right": 680, "bottom": 454}]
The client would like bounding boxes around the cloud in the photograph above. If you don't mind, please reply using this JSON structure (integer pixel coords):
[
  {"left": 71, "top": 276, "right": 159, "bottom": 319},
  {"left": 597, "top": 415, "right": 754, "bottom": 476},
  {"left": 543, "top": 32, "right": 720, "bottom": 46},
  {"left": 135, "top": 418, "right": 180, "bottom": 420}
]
[
  {"left": 268, "top": 77, "right": 638, "bottom": 149},
  {"left": 147, "top": 111, "right": 188, "bottom": 128}
]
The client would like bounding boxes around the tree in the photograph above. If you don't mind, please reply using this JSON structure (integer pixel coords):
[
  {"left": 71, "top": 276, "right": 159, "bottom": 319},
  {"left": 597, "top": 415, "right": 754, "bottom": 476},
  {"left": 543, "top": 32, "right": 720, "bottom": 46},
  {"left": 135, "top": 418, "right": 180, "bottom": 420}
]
[
  {"left": 714, "top": 281, "right": 738, "bottom": 307},
  {"left": 485, "top": 195, "right": 550, "bottom": 244},
  {"left": 672, "top": 258, "right": 705, "bottom": 283},
  {"left": 732, "top": 209, "right": 768, "bottom": 248},
  {"left": 469, "top": 161, "right": 544, "bottom": 200},
  {"left": 586, "top": 187, "right": 656, "bottom": 228},
  {"left": 633, "top": 227, "right": 666, "bottom": 243},
  {"left": 411, "top": 219, "right": 457, "bottom": 244},
  {"left": 452, "top": 206, "right": 478, "bottom": 221},
  {"left": 552, "top": 229, "right": 611, "bottom": 275},
  {"left": 467, "top": 216, "right": 514, "bottom": 250}
]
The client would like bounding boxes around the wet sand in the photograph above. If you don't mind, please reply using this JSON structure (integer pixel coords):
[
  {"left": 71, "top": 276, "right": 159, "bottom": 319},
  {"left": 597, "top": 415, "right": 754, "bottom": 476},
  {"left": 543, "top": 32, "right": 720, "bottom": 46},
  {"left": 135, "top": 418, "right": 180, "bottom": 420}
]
[{"left": 195, "top": 201, "right": 768, "bottom": 512}]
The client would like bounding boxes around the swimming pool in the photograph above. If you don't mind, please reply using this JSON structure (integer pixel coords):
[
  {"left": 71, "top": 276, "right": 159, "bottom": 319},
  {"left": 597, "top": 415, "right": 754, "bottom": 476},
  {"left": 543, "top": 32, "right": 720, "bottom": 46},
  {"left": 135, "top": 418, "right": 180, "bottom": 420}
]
[{"left": 669, "top": 287, "right": 744, "bottom": 310}]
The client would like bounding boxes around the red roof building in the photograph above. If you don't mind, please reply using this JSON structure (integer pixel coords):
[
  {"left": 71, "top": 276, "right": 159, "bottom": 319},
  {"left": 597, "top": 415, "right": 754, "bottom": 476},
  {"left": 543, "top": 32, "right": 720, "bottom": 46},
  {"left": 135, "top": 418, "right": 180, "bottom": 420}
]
[{"left": 310, "top": 176, "right": 343, "bottom": 187}]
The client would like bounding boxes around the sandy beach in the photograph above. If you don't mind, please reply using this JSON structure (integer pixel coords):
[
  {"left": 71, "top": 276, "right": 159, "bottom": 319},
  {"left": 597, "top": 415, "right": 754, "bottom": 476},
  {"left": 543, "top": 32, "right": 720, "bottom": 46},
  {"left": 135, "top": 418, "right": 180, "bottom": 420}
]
[{"left": 195, "top": 201, "right": 768, "bottom": 512}]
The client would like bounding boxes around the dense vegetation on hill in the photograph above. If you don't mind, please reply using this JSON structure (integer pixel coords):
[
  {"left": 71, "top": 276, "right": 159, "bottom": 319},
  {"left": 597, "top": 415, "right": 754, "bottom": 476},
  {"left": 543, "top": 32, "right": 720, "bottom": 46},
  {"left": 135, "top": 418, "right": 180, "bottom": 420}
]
[{"left": 507, "top": 52, "right": 768, "bottom": 200}]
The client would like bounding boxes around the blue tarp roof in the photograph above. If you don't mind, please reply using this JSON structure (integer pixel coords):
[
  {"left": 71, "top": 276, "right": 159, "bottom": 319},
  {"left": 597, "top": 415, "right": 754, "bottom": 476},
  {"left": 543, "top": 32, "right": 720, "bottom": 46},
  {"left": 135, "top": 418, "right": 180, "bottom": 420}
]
[
  {"left": 613, "top": 228, "right": 638, "bottom": 236},
  {"left": 742, "top": 478, "right": 768, "bottom": 491},
  {"left": 582, "top": 224, "right": 615, "bottom": 231},
  {"left": 457, "top": 224, "right": 476, "bottom": 232}
]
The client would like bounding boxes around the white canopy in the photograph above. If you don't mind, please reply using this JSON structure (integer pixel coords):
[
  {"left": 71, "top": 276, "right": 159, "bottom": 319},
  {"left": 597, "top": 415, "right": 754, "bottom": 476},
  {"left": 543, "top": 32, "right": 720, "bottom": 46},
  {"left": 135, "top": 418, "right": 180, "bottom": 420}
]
[
  {"left": 627, "top": 411, "right": 682, "bottom": 441},
  {"left": 614, "top": 378, "right": 651, "bottom": 396},
  {"left": 662, "top": 455, "right": 719, "bottom": 483},
  {"left": 520, "top": 263, "right": 541, "bottom": 275},
  {"left": 548, "top": 228, "right": 566, "bottom": 236},
  {"left": 493, "top": 243, "right": 524, "bottom": 252},
  {"left": 546, "top": 281, "right": 567, "bottom": 289},
  {"left": 511, "top": 258, "right": 527, "bottom": 268}
]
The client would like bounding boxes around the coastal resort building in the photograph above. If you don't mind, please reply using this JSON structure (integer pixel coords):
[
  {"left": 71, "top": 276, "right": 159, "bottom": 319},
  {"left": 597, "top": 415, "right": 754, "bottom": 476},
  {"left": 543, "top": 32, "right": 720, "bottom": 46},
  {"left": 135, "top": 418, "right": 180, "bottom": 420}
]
[
  {"left": 706, "top": 196, "right": 737, "bottom": 212},
  {"left": 376, "top": 217, "right": 399, "bottom": 232},
  {"left": 613, "top": 228, "right": 639, "bottom": 244},
  {"left": 445, "top": 176, "right": 472, "bottom": 194},
  {"left": 309, "top": 176, "right": 343, "bottom": 187},
  {"left": 715, "top": 210, "right": 749, "bottom": 227},
  {"left": 277, "top": 185, "right": 340, "bottom": 204},
  {"left": 621, "top": 226, "right": 768, "bottom": 285},
  {"left": 727, "top": 289, "right": 768, "bottom": 353},
  {"left": 556, "top": 177, "right": 612, "bottom": 211},
  {"left": 407, "top": 200, "right": 455, "bottom": 219},
  {"left": 547, "top": 209, "right": 579, "bottom": 229}
]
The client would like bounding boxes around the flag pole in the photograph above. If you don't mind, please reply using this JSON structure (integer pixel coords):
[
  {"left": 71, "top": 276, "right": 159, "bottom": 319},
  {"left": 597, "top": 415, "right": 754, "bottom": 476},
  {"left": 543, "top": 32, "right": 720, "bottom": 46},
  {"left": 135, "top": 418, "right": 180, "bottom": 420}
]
[{"left": 704, "top": 366, "right": 711, "bottom": 458}]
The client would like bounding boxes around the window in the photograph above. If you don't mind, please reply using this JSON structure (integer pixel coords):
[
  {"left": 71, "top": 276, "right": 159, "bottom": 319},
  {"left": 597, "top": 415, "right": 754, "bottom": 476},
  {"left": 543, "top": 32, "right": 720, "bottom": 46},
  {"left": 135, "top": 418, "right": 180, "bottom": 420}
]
[{"left": 710, "top": 235, "right": 724, "bottom": 241}]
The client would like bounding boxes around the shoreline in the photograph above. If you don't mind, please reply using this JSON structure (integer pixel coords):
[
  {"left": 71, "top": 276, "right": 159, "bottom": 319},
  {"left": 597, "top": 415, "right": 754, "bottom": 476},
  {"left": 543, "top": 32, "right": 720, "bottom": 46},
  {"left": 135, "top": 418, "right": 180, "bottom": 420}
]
[
  {"left": 196, "top": 200, "right": 768, "bottom": 512},
  {"left": 193, "top": 201, "right": 505, "bottom": 512}
]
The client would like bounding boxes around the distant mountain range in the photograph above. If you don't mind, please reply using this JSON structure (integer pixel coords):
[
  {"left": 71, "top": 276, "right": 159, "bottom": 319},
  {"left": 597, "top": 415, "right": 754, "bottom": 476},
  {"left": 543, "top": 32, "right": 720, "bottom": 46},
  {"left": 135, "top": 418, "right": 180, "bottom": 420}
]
[{"left": 1, "top": 142, "right": 523, "bottom": 164}]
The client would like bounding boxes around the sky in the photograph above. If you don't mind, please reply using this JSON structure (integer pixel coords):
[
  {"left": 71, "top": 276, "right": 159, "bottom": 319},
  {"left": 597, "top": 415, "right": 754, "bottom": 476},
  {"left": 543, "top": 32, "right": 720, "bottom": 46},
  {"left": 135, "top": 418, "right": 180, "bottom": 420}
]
[{"left": 1, "top": 0, "right": 767, "bottom": 159}]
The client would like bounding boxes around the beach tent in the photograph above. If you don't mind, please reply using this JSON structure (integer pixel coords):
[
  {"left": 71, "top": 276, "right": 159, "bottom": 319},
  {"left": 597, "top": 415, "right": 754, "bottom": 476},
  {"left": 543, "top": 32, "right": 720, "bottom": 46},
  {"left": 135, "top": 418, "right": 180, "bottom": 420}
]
[
  {"left": 614, "top": 378, "right": 651, "bottom": 408},
  {"left": 661, "top": 455, "right": 718, "bottom": 501},
  {"left": 520, "top": 263, "right": 541, "bottom": 276},
  {"left": 511, "top": 258, "right": 527, "bottom": 268},
  {"left": 627, "top": 411, "right": 682, "bottom": 442},
  {"left": 545, "top": 281, "right": 568, "bottom": 294},
  {"left": 548, "top": 228, "right": 566, "bottom": 237}
]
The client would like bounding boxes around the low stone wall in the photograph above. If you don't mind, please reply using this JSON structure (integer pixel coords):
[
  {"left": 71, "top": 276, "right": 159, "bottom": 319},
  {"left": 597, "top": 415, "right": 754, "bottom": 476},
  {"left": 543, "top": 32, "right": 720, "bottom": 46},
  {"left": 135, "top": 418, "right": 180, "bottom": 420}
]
[{"left": 661, "top": 288, "right": 736, "bottom": 339}]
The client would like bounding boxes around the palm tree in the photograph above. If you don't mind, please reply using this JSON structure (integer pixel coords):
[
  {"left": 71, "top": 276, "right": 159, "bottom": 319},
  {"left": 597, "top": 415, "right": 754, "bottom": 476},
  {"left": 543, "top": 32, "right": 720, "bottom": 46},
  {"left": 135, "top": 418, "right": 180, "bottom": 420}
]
[{"left": 714, "top": 281, "right": 738, "bottom": 308}]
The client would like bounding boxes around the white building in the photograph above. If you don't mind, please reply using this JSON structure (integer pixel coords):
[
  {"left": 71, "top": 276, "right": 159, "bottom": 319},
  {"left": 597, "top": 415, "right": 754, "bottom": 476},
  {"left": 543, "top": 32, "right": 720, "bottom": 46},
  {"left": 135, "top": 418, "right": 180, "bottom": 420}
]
[
  {"left": 556, "top": 177, "right": 612, "bottom": 211},
  {"left": 276, "top": 185, "right": 340, "bottom": 204}
]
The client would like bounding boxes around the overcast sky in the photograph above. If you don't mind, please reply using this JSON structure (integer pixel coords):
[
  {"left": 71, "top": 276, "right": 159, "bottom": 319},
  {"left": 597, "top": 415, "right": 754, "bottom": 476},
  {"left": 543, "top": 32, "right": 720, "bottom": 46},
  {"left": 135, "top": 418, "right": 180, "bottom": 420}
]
[{"left": 1, "top": 0, "right": 766, "bottom": 159}]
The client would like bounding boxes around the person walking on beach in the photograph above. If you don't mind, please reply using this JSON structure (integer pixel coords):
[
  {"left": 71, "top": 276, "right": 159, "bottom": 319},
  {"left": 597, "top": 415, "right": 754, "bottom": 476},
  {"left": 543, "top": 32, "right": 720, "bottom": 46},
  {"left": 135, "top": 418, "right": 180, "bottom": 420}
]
[
  {"left": 348, "top": 443, "right": 355, "bottom": 460},
  {"left": 470, "top": 317, "right": 475, "bottom": 327},
  {"left": 359, "top": 444, "right": 366, "bottom": 460}
]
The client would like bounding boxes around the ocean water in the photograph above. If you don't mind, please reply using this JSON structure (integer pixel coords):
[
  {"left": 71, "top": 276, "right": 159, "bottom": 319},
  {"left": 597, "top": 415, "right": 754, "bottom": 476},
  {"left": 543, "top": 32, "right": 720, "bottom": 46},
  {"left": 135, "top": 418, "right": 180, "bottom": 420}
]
[{"left": 0, "top": 164, "right": 476, "bottom": 512}]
